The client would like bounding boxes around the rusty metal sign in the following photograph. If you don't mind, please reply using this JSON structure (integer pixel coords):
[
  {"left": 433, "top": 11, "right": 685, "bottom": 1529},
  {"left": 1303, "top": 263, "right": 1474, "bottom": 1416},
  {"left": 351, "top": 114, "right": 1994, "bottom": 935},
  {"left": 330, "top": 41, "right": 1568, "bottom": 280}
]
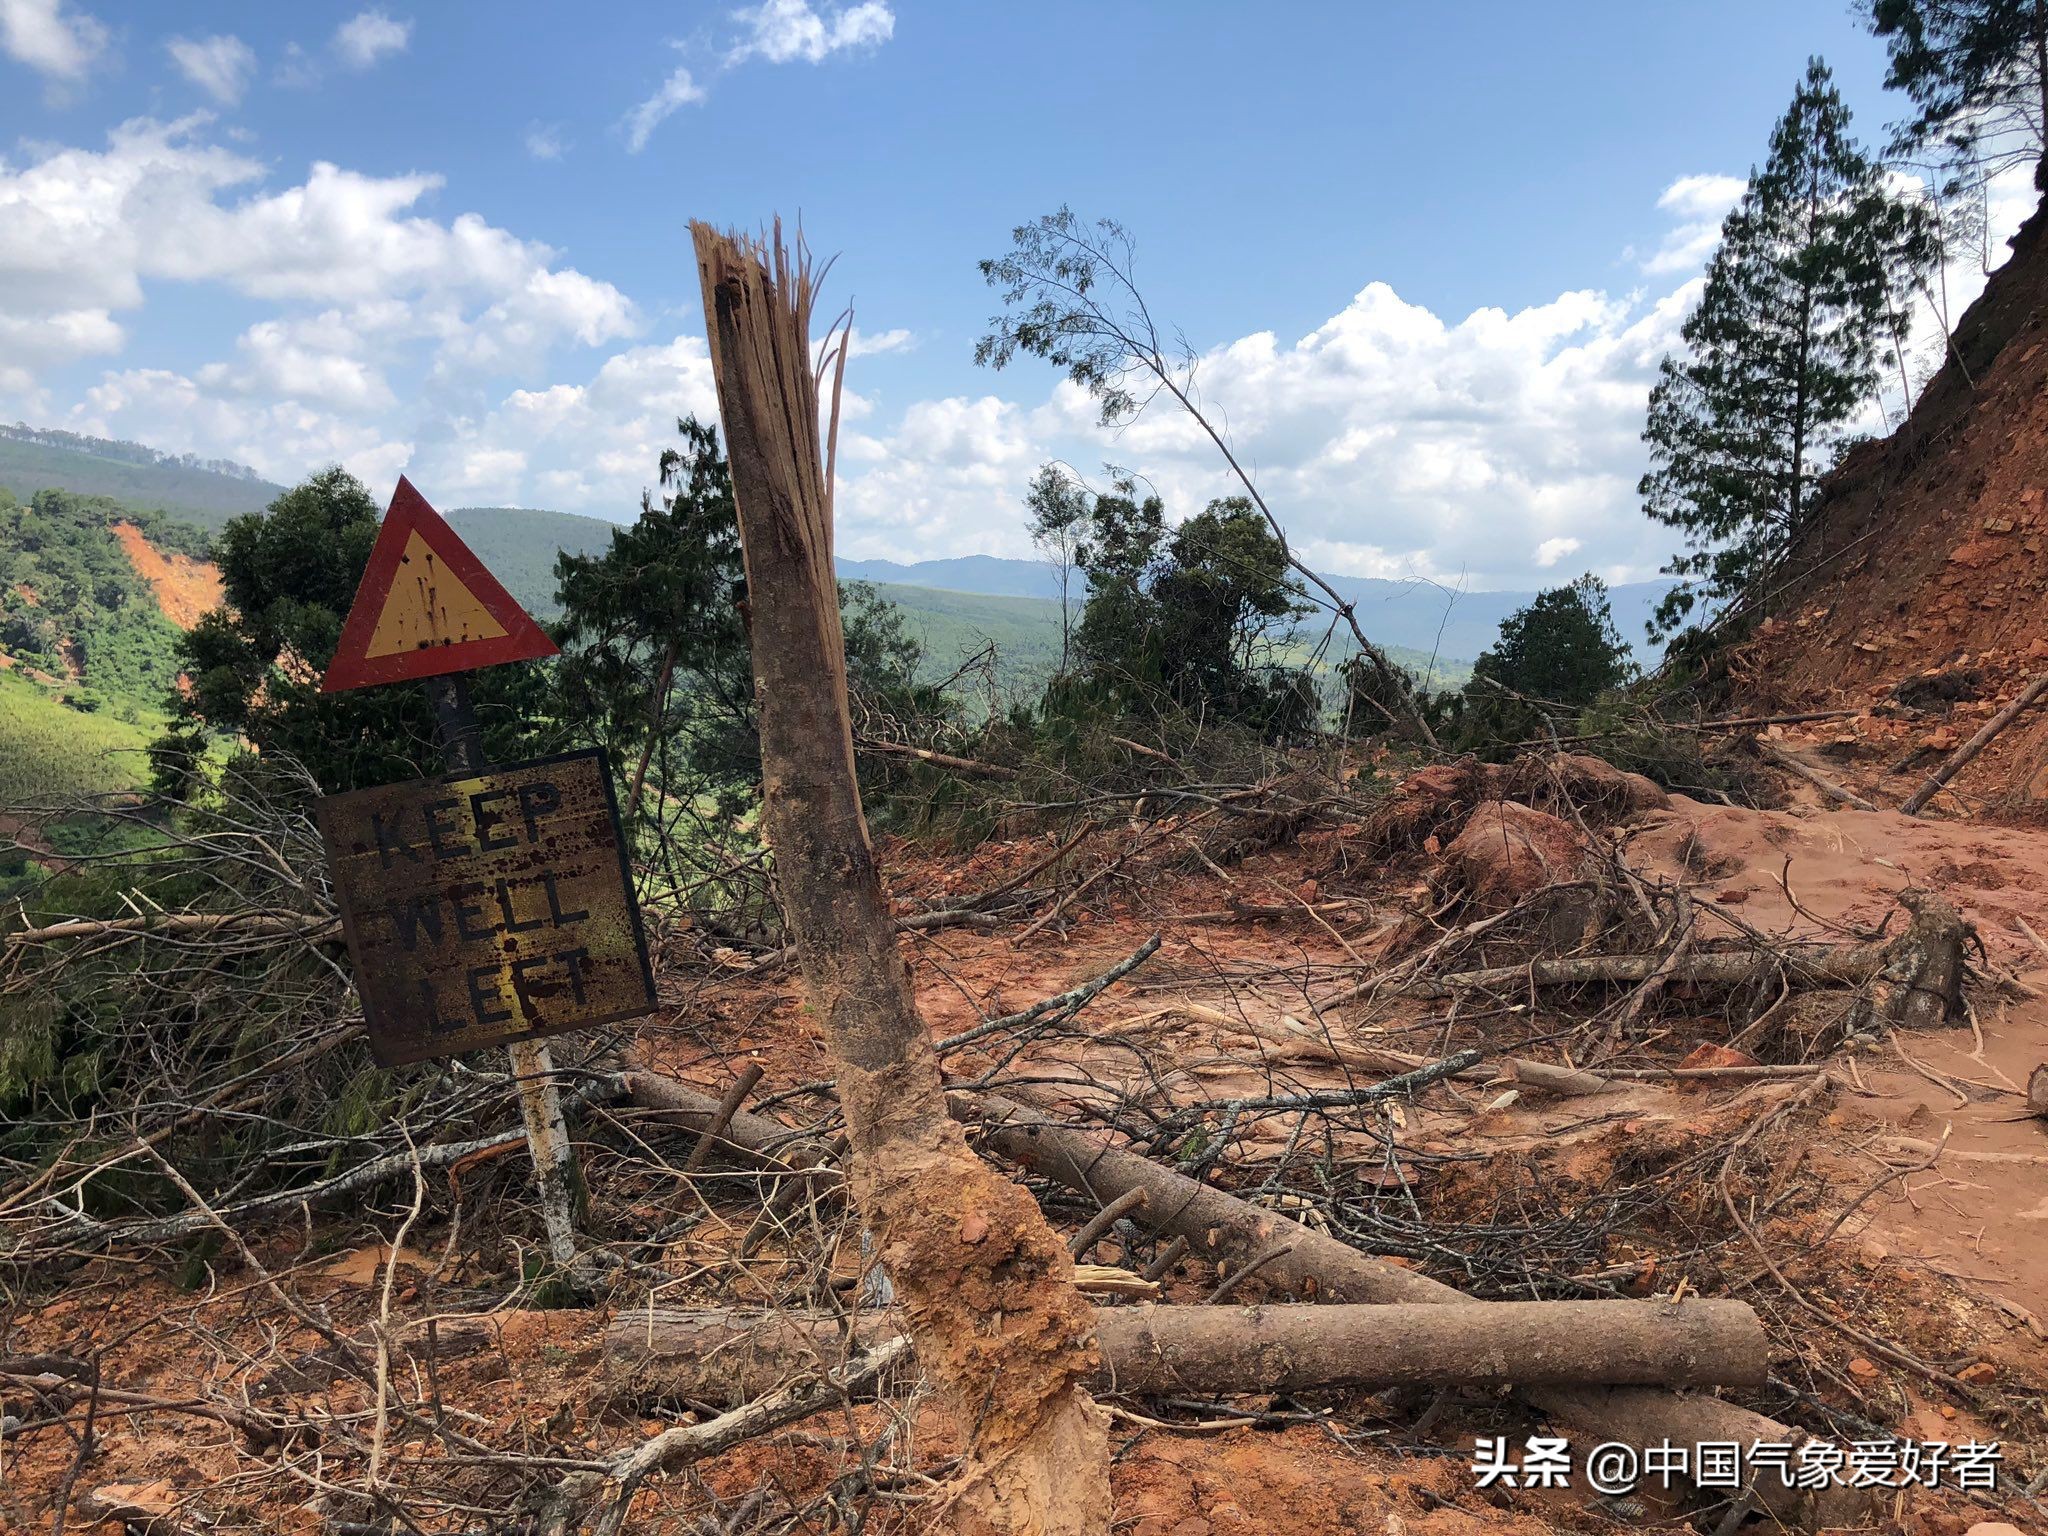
[{"left": 316, "top": 748, "right": 655, "bottom": 1065}]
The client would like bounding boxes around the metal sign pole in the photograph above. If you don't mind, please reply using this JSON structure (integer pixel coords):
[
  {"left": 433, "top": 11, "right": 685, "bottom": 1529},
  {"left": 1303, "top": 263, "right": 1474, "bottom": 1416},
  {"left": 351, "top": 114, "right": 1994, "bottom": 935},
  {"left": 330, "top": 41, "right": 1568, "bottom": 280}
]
[{"left": 423, "top": 673, "right": 582, "bottom": 1273}]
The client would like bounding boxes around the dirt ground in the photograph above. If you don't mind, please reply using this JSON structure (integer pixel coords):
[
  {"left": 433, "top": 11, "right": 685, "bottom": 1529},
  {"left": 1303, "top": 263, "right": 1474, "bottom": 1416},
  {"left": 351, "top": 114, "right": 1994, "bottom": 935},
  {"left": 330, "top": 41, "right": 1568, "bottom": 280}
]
[{"left": 5, "top": 781, "right": 2048, "bottom": 1535}]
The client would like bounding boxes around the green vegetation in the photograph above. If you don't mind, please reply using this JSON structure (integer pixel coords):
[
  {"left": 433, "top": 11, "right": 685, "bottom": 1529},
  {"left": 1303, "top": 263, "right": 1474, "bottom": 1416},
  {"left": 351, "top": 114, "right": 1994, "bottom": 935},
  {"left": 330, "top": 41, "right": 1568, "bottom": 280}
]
[
  {"left": 0, "top": 670, "right": 151, "bottom": 807},
  {"left": 0, "top": 426, "right": 279, "bottom": 531},
  {"left": 153, "top": 468, "right": 560, "bottom": 796},
  {"left": 551, "top": 417, "right": 944, "bottom": 804},
  {"left": 1641, "top": 58, "right": 1933, "bottom": 638},
  {"left": 1049, "top": 474, "right": 1320, "bottom": 739},
  {"left": 1867, "top": 0, "right": 2048, "bottom": 189},
  {"left": 1424, "top": 575, "right": 1636, "bottom": 755},
  {"left": 0, "top": 485, "right": 204, "bottom": 721}
]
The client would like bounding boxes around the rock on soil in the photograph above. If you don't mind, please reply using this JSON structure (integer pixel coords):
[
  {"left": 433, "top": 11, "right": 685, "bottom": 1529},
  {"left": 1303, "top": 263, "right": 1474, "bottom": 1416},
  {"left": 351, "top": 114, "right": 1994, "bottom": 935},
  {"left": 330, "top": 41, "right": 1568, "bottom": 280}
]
[{"left": 1442, "top": 800, "right": 1589, "bottom": 909}]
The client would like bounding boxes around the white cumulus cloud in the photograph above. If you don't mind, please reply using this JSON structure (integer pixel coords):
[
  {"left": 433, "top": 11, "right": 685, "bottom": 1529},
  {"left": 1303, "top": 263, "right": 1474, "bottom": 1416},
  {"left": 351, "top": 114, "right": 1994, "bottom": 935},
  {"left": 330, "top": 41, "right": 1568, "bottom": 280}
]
[
  {"left": 726, "top": 0, "right": 893, "bottom": 65},
  {"left": 0, "top": 0, "right": 106, "bottom": 80},
  {"left": 166, "top": 34, "right": 257, "bottom": 106},
  {"left": 1637, "top": 173, "right": 1746, "bottom": 276},
  {"left": 1534, "top": 536, "right": 1582, "bottom": 568},
  {"left": 0, "top": 116, "right": 639, "bottom": 491},
  {"left": 333, "top": 9, "right": 410, "bottom": 70}
]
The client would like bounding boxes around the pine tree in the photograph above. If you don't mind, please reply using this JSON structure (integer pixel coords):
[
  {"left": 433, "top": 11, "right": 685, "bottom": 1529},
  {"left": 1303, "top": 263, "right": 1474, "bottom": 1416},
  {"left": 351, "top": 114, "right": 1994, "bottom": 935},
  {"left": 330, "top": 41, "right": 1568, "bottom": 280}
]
[
  {"left": 1867, "top": 0, "right": 2048, "bottom": 189},
  {"left": 1641, "top": 58, "right": 1933, "bottom": 637}
]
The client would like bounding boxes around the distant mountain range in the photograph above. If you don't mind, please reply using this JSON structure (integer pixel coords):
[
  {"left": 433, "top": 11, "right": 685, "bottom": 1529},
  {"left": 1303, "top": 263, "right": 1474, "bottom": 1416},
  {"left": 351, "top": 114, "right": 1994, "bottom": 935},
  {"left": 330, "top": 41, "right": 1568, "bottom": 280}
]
[
  {"left": 0, "top": 426, "right": 1674, "bottom": 677},
  {"left": 841, "top": 554, "right": 1676, "bottom": 662}
]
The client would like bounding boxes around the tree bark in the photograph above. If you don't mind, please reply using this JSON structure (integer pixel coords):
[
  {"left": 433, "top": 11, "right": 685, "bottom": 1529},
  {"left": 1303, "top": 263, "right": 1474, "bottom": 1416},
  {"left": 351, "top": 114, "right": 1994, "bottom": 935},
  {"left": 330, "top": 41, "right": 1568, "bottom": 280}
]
[
  {"left": 691, "top": 221, "right": 1108, "bottom": 1536},
  {"left": 1855, "top": 887, "right": 1966, "bottom": 1029},
  {"left": 605, "top": 1298, "right": 1766, "bottom": 1406}
]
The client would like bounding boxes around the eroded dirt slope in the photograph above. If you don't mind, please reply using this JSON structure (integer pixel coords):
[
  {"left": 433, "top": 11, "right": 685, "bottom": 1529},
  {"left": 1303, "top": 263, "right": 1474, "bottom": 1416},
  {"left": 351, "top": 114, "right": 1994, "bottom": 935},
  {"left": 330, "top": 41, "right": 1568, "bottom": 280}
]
[{"left": 1742, "top": 194, "right": 2048, "bottom": 814}]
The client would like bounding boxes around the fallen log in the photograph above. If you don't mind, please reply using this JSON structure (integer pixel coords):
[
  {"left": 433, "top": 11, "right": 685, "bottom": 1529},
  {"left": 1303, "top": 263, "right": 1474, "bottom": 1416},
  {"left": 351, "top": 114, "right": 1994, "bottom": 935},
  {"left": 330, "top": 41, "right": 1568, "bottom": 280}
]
[
  {"left": 604, "top": 1298, "right": 1766, "bottom": 1406},
  {"left": 965, "top": 1092, "right": 1871, "bottom": 1530},
  {"left": 1401, "top": 890, "right": 1966, "bottom": 1030},
  {"left": 625, "top": 1071, "right": 1865, "bottom": 1527},
  {"left": 1401, "top": 944, "right": 1875, "bottom": 998},
  {"left": 1902, "top": 671, "right": 2048, "bottom": 815},
  {"left": 1755, "top": 741, "right": 1877, "bottom": 812}
]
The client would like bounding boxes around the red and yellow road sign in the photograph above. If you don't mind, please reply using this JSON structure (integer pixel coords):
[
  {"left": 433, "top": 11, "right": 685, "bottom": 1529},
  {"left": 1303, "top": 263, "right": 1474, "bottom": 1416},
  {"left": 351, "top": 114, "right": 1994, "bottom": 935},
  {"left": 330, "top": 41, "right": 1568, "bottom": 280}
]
[{"left": 321, "top": 476, "right": 558, "bottom": 693}]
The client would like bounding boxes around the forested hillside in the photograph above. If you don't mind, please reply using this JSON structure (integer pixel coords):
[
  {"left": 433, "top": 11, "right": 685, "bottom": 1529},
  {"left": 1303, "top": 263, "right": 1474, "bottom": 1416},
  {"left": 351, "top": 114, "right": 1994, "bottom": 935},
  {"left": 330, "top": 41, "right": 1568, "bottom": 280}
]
[
  {"left": 0, "top": 427, "right": 281, "bottom": 530},
  {"left": 0, "top": 488, "right": 207, "bottom": 719}
]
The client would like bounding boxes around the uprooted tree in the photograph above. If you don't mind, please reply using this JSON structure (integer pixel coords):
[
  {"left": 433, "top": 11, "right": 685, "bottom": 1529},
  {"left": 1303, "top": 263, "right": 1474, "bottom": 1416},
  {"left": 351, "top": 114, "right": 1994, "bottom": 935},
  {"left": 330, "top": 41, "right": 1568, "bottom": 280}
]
[{"left": 688, "top": 220, "right": 1112, "bottom": 1536}]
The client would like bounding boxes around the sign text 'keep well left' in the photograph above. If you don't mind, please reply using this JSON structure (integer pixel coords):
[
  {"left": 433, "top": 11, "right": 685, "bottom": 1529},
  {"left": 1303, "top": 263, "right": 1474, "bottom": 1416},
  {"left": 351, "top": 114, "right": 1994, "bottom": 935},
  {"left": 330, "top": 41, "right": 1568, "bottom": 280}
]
[{"left": 317, "top": 748, "right": 655, "bottom": 1065}]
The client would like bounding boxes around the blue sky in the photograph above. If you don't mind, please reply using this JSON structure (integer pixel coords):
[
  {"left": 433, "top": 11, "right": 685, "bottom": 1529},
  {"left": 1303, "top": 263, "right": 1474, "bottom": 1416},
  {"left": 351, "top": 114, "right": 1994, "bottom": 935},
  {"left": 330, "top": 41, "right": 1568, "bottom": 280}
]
[{"left": 0, "top": 1, "right": 2032, "bottom": 587}]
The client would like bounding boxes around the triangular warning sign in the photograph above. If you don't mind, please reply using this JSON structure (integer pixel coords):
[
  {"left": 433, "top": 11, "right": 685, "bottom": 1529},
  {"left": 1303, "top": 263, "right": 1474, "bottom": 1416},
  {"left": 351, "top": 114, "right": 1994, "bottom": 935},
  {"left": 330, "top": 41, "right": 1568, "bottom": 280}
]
[{"left": 321, "top": 477, "right": 560, "bottom": 693}]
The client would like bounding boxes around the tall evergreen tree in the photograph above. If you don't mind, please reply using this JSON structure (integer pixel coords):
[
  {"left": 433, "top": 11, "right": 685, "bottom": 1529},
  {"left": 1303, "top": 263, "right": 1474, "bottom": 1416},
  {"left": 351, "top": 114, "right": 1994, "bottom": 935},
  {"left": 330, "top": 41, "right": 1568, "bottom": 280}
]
[
  {"left": 1867, "top": 0, "right": 2048, "bottom": 189},
  {"left": 1641, "top": 58, "right": 1933, "bottom": 637}
]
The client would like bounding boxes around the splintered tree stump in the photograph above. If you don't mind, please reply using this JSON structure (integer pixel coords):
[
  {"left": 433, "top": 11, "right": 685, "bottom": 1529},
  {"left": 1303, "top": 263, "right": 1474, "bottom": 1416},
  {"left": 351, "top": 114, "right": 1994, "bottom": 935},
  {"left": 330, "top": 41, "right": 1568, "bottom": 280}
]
[
  {"left": 1858, "top": 887, "right": 1967, "bottom": 1030},
  {"left": 2028, "top": 1064, "right": 2047, "bottom": 1120},
  {"left": 691, "top": 222, "right": 1106, "bottom": 1536},
  {"left": 603, "top": 1300, "right": 1767, "bottom": 1407}
]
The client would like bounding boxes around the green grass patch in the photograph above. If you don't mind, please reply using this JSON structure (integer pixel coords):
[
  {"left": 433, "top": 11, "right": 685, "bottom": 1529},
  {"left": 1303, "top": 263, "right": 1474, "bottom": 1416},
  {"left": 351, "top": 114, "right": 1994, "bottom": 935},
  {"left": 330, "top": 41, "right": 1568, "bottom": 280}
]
[{"left": 0, "top": 670, "right": 153, "bottom": 805}]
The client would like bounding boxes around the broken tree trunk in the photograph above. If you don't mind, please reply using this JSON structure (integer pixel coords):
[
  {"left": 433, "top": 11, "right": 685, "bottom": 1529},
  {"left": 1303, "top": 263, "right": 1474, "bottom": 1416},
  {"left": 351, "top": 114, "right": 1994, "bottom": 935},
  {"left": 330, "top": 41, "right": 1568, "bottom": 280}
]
[
  {"left": 1902, "top": 670, "right": 2048, "bottom": 815},
  {"left": 1856, "top": 888, "right": 1967, "bottom": 1029},
  {"left": 622, "top": 1070, "right": 1862, "bottom": 1528},
  {"left": 691, "top": 221, "right": 1107, "bottom": 1536},
  {"left": 605, "top": 1299, "right": 1766, "bottom": 1406}
]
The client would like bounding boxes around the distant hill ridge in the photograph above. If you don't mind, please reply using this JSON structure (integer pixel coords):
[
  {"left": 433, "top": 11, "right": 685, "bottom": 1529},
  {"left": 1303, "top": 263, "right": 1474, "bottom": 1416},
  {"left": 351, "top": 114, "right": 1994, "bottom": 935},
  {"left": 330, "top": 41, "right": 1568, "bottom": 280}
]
[
  {"left": 0, "top": 427, "right": 282, "bottom": 531},
  {"left": 839, "top": 555, "right": 1676, "bottom": 663},
  {"left": 2, "top": 425, "right": 1671, "bottom": 665}
]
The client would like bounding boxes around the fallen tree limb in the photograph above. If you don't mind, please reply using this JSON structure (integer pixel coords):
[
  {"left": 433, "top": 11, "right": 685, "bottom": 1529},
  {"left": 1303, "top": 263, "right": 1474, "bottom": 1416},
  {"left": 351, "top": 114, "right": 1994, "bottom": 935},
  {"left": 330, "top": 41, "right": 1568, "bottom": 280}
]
[
  {"left": 853, "top": 737, "right": 1021, "bottom": 780},
  {"left": 2, "top": 910, "right": 336, "bottom": 949},
  {"left": 604, "top": 1298, "right": 1766, "bottom": 1406},
  {"left": 14, "top": 1074, "right": 631, "bottom": 1257},
  {"left": 1514, "top": 709, "right": 1867, "bottom": 749},
  {"left": 541, "top": 1335, "right": 913, "bottom": 1536},
  {"left": 937, "top": 934, "right": 1162, "bottom": 1055},
  {"left": 624, "top": 1069, "right": 1866, "bottom": 1527},
  {"left": 1147, "top": 1007, "right": 1620, "bottom": 1097},
  {"left": 1755, "top": 741, "right": 1877, "bottom": 812},
  {"left": 1902, "top": 671, "right": 2048, "bottom": 816}
]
